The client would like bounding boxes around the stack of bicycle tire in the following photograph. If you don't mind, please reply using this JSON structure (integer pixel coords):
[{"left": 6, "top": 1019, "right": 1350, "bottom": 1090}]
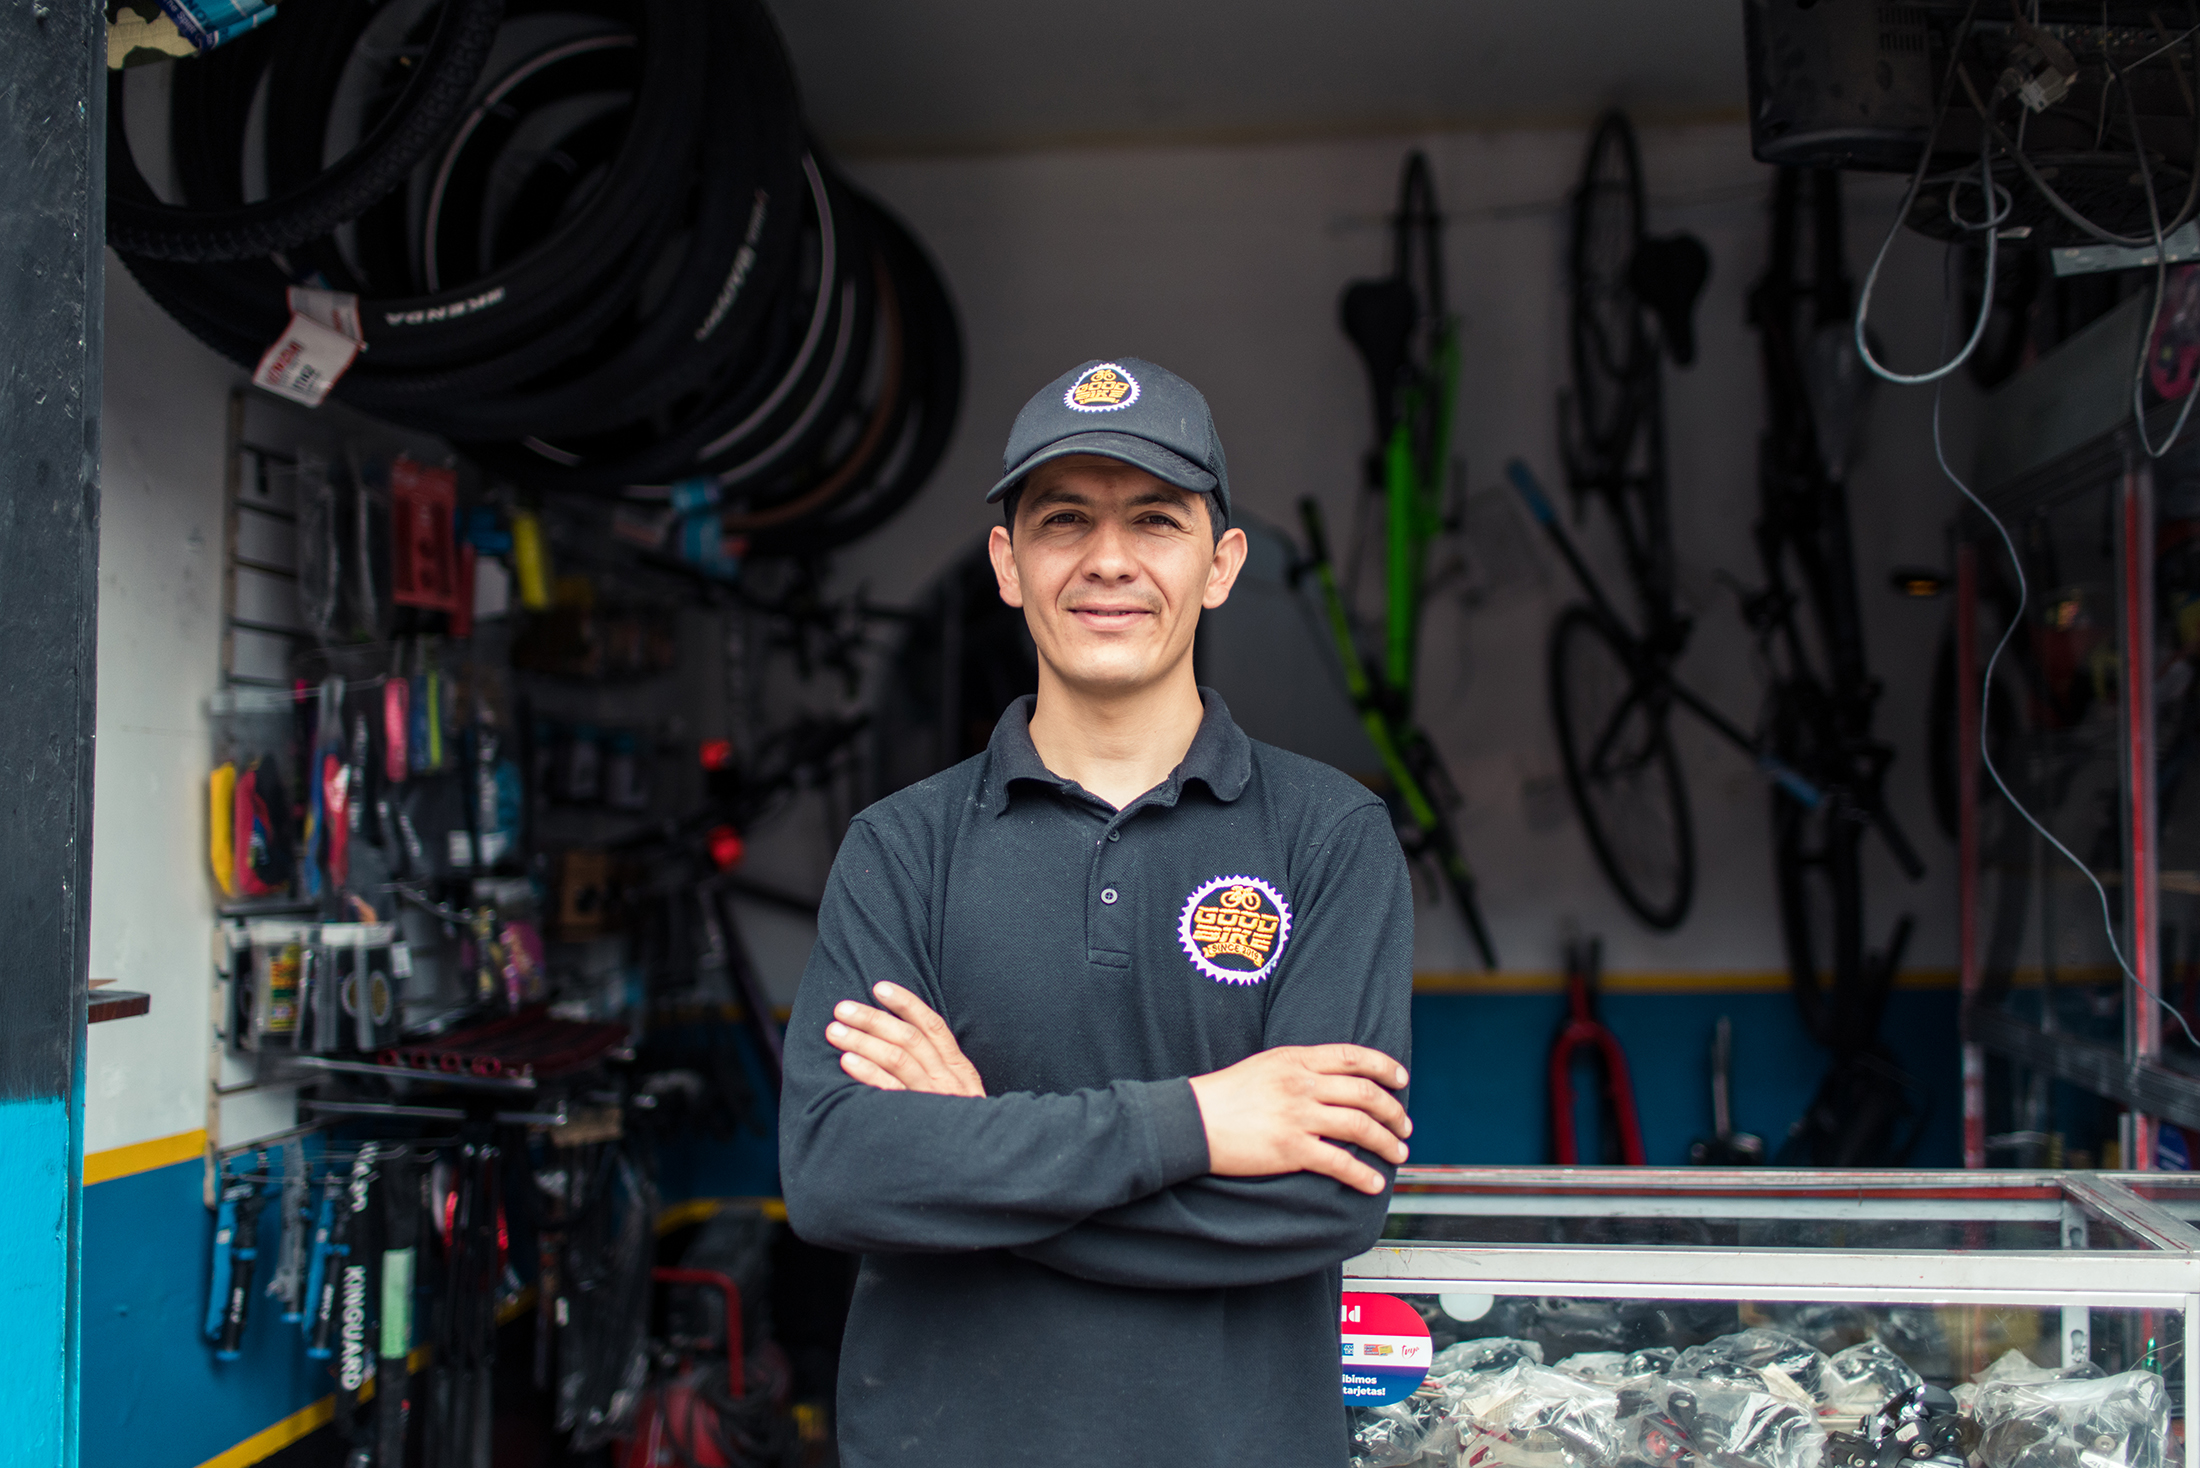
[{"left": 108, "top": 0, "right": 960, "bottom": 558}]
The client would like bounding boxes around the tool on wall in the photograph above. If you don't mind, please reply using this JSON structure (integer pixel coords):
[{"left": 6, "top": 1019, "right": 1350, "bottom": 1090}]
[
  {"left": 1687, "top": 1016, "right": 1765, "bottom": 1165},
  {"left": 207, "top": 1173, "right": 265, "bottom": 1360},
  {"left": 1547, "top": 935, "right": 1646, "bottom": 1165}
]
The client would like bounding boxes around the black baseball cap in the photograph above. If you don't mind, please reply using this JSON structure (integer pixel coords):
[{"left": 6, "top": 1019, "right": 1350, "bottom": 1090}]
[{"left": 987, "top": 358, "right": 1230, "bottom": 527}]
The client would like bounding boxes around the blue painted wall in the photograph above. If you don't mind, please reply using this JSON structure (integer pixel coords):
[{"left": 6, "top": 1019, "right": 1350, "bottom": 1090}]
[
  {"left": 3, "top": 1098, "right": 80, "bottom": 1468},
  {"left": 80, "top": 1157, "right": 337, "bottom": 1468},
  {"left": 1405, "top": 990, "right": 1962, "bottom": 1167}
]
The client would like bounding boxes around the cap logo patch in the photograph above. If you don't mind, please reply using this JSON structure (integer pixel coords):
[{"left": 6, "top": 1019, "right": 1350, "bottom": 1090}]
[
  {"left": 1065, "top": 363, "right": 1140, "bottom": 413},
  {"left": 1178, "top": 874, "right": 1291, "bottom": 985}
]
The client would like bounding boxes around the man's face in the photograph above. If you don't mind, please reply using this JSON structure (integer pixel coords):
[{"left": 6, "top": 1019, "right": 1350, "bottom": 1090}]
[{"left": 988, "top": 456, "right": 1247, "bottom": 701}]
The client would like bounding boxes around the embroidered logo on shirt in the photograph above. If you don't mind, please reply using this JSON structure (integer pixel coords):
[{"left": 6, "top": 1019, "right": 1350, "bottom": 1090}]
[
  {"left": 1063, "top": 363, "right": 1139, "bottom": 412},
  {"left": 1178, "top": 874, "right": 1291, "bottom": 985}
]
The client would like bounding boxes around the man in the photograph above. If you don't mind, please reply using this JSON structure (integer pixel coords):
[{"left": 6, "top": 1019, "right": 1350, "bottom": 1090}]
[{"left": 780, "top": 358, "right": 1415, "bottom": 1466}]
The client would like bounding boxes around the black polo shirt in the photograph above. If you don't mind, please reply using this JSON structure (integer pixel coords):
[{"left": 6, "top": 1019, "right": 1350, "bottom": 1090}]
[{"left": 780, "top": 689, "right": 1414, "bottom": 1468}]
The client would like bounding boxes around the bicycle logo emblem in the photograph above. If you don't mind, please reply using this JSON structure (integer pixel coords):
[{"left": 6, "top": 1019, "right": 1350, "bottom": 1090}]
[
  {"left": 1178, "top": 874, "right": 1291, "bottom": 985},
  {"left": 1064, "top": 362, "right": 1140, "bottom": 412}
]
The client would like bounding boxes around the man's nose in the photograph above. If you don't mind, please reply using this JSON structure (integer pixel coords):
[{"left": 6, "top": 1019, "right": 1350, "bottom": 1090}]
[{"left": 1079, "top": 519, "right": 1140, "bottom": 580}]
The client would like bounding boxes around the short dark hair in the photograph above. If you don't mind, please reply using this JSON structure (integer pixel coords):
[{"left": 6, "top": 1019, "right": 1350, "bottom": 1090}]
[{"left": 1000, "top": 482, "right": 1223, "bottom": 542}]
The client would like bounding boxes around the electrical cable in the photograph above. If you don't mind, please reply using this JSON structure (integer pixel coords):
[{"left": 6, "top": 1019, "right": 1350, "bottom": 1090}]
[
  {"left": 1858, "top": 135, "right": 2007, "bottom": 384},
  {"left": 1855, "top": 2, "right": 2000, "bottom": 385},
  {"left": 1929, "top": 355, "right": 2200, "bottom": 1052}
]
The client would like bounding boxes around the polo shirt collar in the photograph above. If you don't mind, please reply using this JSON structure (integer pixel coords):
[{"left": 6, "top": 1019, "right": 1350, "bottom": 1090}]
[{"left": 980, "top": 687, "right": 1251, "bottom": 815}]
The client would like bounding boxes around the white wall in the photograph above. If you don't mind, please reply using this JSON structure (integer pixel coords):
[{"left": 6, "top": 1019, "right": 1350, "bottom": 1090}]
[
  {"left": 838, "top": 121, "right": 1980, "bottom": 979},
  {"left": 83, "top": 256, "right": 237, "bottom": 1155}
]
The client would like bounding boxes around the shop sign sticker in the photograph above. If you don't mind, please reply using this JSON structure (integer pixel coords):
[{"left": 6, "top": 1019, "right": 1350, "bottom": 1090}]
[{"left": 1340, "top": 1292, "right": 1431, "bottom": 1405}]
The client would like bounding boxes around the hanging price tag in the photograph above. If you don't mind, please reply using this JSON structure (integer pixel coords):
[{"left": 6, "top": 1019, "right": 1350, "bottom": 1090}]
[
  {"left": 251, "top": 288, "right": 365, "bottom": 407},
  {"left": 252, "top": 314, "right": 362, "bottom": 407}
]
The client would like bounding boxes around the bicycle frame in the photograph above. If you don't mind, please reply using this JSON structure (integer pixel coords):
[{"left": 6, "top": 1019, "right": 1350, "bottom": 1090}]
[
  {"left": 1300, "top": 495, "right": 1497, "bottom": 970},
  {"left": 1506, "top": 458, "right": 1825, "bottom": 810},
  {"left": 1383, "top": 327, "right": 1460, "bottom": 700},
  {"left": 1311, "top": 150, "right": 1498, "bottom": 969}
]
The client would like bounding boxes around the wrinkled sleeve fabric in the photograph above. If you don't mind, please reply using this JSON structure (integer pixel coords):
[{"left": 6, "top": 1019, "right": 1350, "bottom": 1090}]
[
  {"left": 779, "top": 816, "right": 1213, "bottom": 1256},
  {"left": 1008, "top": 801, "right": 1414, "bottom": 1289}
]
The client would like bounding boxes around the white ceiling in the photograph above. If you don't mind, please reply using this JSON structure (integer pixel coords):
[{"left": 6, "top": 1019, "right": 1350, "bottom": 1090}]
[{"left": 765, "top": 0, "right": 1750, "bottom": 157}]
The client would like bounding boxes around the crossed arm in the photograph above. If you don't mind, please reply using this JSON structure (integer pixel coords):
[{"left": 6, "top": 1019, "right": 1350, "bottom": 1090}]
[
  {"left": 777, "top": 806, "right": 1414, "bottom": 1284},
  {"left": 827, "top": 980, "right": 1412, "bottom": 1194}
]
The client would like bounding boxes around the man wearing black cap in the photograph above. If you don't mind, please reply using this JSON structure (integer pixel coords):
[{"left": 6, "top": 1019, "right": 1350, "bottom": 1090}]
[{"left": 780, "top": 358, "right": 1415, "bottom": 1466}]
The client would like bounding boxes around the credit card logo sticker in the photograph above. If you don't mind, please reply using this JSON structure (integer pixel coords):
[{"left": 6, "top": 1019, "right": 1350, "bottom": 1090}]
[{"left": 1340, "top": 1292, "right": 1431, "bottom": 1405}]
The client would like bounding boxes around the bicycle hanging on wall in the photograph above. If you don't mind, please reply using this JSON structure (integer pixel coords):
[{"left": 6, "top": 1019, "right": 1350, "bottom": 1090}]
[
  {"left": 1512, "top": 115, "right": 1928, "bottom": 1160},
  {"left": 1299, "top": 149, "right": 1499, "bottom": 970}
]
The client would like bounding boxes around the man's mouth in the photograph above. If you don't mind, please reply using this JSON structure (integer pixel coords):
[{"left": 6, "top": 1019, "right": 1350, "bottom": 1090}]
[{"left": 1067, "top": 605, "right": 1154, "bottom": 629}]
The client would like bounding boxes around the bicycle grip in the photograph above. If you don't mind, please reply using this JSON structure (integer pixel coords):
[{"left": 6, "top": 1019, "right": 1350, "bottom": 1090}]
[
  {"left": 1297, "top": 496, "right": 1332, "bottom": 564},
  {"left": 1504, "top": 459, "right": 1558, "bottom": 526},
  {"left": 205, "top": 1191, "right": 238, "bottom": 1344},
  {"left": 217, "top": 1187, "right": 263, "bottom": 1360}
]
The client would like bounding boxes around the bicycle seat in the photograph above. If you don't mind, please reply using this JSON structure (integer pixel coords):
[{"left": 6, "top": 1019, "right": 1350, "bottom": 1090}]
[
  {"left": 1340, "top": 275, "right": 1416, "bottom": 433},
  {"left": 1628, "top": 234, "right": 1711, "bottom": 367}
]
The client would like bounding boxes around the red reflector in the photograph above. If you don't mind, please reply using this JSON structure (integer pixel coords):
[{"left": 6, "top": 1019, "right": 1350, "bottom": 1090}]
[
  {"left": 698, "top": 739, "right": 734, "bottom": 771},
  {"left": 707, "top": 826, "right": 744, "bottom": 870}
]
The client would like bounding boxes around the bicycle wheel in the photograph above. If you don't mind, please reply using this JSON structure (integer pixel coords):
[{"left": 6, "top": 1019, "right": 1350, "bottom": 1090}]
[
  {"left": 1771, "top": 784, "right": 1867, "bottom": 1050},
  {"left": 1567, "top": 111, "right": 1651, "bottom": 477},
  {"left": 1550, "top": 603, "right": 1694, "bottom": 929}
]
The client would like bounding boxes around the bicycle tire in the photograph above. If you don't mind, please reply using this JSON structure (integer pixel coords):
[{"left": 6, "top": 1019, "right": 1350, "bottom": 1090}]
[
  {"left": 1771, "top": 785, "right": 1869, "bottom": 1051},
  {"left": 113, "top": 0, "right": 705, "bottom": 370},
  {"left": 1566, "top": 110, "right": 1651, "bottom": 481},
  {"left": 1550, "top": 602, "right": 1695, "bottom": 930},
  {"left": 749, "top": 193, "right": 963, "bottom": 556},
  {"left": 107, "top": 0, "right": 508, "bottom": 262}
]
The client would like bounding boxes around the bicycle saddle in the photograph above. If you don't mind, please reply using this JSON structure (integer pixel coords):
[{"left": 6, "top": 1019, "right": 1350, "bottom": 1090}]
[
  {"left": 1628, "top": 234, "right": 1711, "bottom": 367},
  {"left": 1340, "top": 275, "right": 1416, "bottom": 434}
]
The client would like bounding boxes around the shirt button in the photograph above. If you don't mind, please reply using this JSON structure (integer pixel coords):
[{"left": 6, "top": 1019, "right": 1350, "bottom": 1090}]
[
  {"left": 1107, "top": 830, "right": 1120, "bottom": 841},
  {"left": 1100, "top": 887, "right": 1119, "bottom": 905}
]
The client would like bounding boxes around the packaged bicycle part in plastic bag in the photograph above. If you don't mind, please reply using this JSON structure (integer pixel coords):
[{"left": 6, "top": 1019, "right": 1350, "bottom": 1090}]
[
  {"left": 1617, "top": 1377, "right": 1827, "bottom": 1468},
  {"left": 1555, "top": 1351, "right": 1633, "bottom": 1384},
  {"left": 292, "top": 452, "right": 341, "bottom": 643},
  {"left": 1435, "top": 1338, "right": 1546, "bottom": 1376},
  {"left": 1450, "top": 1360, "right": 1624, "bottom": 1468},
  {"left": 1970, "top": 1369, "right": 2170, "bottom": 1468},
  {"left": 1674, "top": 1328, "right": 1835, "bottom": 1406},
  {"left": 1824, "top": 1340, "right": 1926, "bottom": 1420},
  {"left": 1825, "top": 1383, "right": 1978, "bottom": 1468},
  {"left": 1352, "top": 1395, "right": 1446, "bottom": 1468}
]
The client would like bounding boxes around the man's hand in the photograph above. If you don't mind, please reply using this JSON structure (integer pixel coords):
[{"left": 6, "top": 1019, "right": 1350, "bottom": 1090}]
[
  {"left": 1187, "top": 1045, "right": 1411, "bottom": 1196},
  {"left": 826, "top": 982, "right": 986, "bottom": 1097}
]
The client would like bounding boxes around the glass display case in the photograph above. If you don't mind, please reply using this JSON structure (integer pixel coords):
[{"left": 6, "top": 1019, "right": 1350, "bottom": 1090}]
[
  {"left": 1345, "top": 1168, "right": 2199, "bottom": 1468},
  {"left": 1957, "top": 306, "right": 2200, "bottom": 1171}
]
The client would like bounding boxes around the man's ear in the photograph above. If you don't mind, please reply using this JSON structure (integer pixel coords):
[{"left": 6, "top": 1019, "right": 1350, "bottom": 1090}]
[
  {"left": 988, "top": 524, "right": 1024, "bottom": 608},
  {"left": 1201, "top": 526, "right": 1250, "bottom": 610}
]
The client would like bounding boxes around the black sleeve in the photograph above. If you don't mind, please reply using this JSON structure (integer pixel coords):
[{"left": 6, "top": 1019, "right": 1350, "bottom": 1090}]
[
  {"left": 1007, "top": 802, "right": 1414, "bottom": 1288},
  {"left": 779, "top": 816, "right": 1214, "bottom": 1256}
]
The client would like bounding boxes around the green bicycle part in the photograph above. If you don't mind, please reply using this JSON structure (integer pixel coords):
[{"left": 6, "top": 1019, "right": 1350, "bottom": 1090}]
[
  {"left": 1303, "top": 508, "right": 1445, "bottom": 840},
  {"left": 1380, "top": 320, "right": 1461, "bottom": 699}
]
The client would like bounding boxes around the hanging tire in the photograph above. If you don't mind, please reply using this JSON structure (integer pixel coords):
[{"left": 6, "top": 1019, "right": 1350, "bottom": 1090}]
[{"left": 1549, "top": 602, "right": 1695, "bottom": 930}]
